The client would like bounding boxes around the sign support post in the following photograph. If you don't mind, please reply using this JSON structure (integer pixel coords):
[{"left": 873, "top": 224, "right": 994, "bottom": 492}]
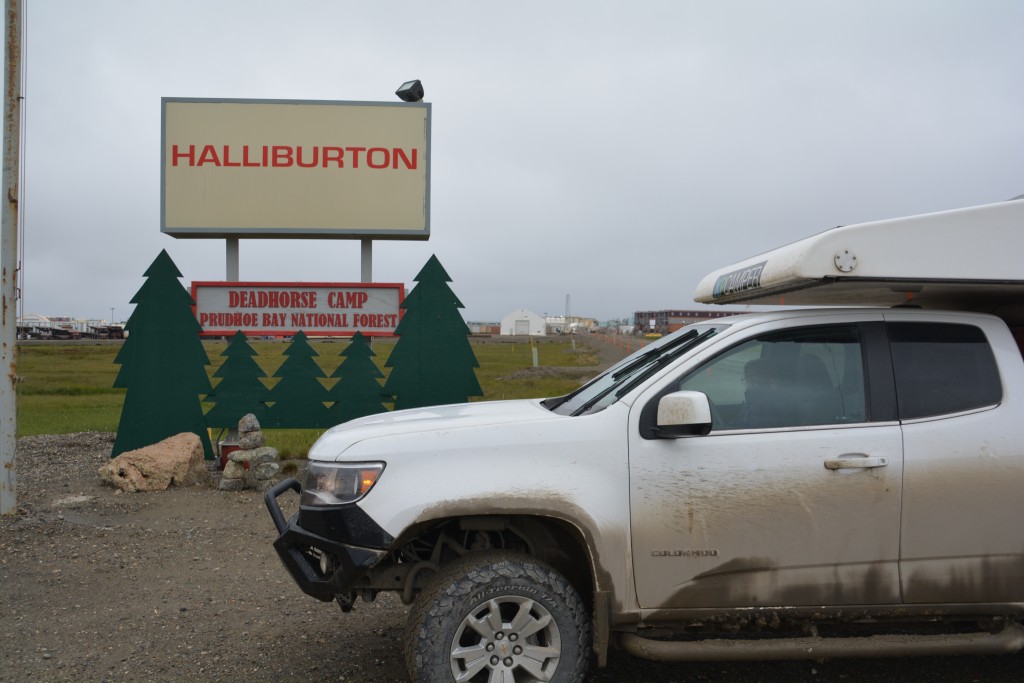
[
  {"left": 361, "top": 239, "right": 372, "bottom": 283},
  {"left": 226, "top": 238, "right": 239, "bottom": 281},
  {"left": 1, "top": 0, "right": 22, "bottom": 515}
]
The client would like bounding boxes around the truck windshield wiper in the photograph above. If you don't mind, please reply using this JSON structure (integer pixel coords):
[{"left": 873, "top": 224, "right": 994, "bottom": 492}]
[
  {"left": 571, "top": 329, "right": 716, "bottom": 416},
  {"left": 610, "top": 329, "right": 701, "bottom": 381},
  {"left": 612, "top": 329, "right": 717, "bottom": 398},
  {"left": 543, "top": 333, "right": 694, "bottom": 413}
]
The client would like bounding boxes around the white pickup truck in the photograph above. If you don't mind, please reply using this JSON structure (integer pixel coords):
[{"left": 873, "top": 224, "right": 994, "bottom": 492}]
[{"left": 267, "top": 197, "right": 1024, "bottom": 683}]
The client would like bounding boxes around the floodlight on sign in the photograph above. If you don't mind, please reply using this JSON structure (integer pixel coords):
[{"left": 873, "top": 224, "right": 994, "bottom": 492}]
[{"left": 396, "top": 79, "right": 424, "bottom": 102}]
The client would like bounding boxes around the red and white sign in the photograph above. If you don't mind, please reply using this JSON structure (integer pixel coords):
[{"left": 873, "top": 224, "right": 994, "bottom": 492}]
[
  {"left": 191, "top": 281, "right": 403, "bottom": 337},
  {"left": 162, "top": 98, "right": 431, "bottom": 239}
]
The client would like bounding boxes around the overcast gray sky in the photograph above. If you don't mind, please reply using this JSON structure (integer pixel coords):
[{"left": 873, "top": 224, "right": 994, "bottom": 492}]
[{"left": 10, "top": 0, "right": 1024, "bottom": 324}]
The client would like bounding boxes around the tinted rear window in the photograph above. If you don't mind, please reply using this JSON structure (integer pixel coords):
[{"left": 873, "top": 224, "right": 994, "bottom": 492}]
[{"left": 888, "top": 322, "right": 1001, "bottom": 420}]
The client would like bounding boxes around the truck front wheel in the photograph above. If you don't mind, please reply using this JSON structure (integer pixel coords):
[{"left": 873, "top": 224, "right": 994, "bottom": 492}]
[{"left": 405, "top": 551, "right": 591, "bottom": 683}]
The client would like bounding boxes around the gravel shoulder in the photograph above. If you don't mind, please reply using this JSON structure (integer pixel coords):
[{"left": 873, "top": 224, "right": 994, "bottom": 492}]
[{"left": 1, "top": 432, "right": 406, "bottom": 682}]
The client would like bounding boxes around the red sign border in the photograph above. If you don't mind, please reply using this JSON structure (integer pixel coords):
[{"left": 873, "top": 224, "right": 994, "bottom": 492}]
[{"left": 191, "top": 280, "right": 404, "bottom": 338}]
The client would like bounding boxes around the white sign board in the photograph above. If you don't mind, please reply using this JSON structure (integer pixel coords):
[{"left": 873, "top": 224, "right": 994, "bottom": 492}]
[
  {"left": 163, "top": 98, "right": 430, "bottom": 239},
  {"left": 192, "top": 281, "right": 403, "bottom": 337}
]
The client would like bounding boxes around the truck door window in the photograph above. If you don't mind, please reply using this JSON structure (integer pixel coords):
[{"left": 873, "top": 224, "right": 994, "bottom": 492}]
[
  {"left": 887, "top": 322, "right": 1001, "bottom": 420},
  {"left": 675, "top": 325, "right": 867, "bottom": 430}
]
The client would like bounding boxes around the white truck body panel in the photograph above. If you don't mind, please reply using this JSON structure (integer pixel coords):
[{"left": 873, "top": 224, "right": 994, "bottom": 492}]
[
  {"left": 626, "top": 310, "right": 904, "bottom": 611},
  {"left": 311, "top": 399, "right": 636, "bottom": 607},
  {"left": 890, "top": 310, "right": 1024, "bottom": 603}
]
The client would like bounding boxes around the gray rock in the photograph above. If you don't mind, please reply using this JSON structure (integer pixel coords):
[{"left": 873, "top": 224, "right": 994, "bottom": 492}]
[
  {"left": 222, "top": 461, "right": 245, "bottom": 480},
  {"left": 253, "top": 462, "right": 281, "bottom": 480},
  {"left": 230, "top": 446, "right": 278, "bottom": 466},
  {"left": 218, "top": 477, "right": 245, "bottom": 491},
  {"left": 238, "top": 413, "right": 261, "bottom": 433},
  {"left": 238, "top": 431, "right": 265, "bottom": 450}
]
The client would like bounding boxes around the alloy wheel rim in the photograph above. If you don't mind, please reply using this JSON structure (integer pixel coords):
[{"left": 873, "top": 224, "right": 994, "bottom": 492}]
[{"left": 449, "top": 595, "right": 562, "bottom": 682}]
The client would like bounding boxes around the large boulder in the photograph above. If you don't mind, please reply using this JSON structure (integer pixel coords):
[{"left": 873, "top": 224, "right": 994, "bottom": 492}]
[{"left": 99, "top": 432, "right": 208, "bottom": 493}]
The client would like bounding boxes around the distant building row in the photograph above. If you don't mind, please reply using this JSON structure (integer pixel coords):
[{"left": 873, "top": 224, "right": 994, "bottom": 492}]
[
  {"left": 469, "top": 308, "right": 743, "bottom": 337},
  {"left": 17, "top": 313, "right": 123, "bottom": 340},
  {"left": 467, "top": 309, "right": 599, "bottom": 336},
  {"left": 633, "top": 309, "right": 740, "bottom": 336}
]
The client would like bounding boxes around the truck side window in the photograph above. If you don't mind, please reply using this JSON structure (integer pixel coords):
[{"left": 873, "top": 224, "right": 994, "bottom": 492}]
[
  {"left": 887, "top": 322, "right": 1001, "bottom": 420},
  {"left": 675, "top": 325, "right": 866, "bottom": 430}
]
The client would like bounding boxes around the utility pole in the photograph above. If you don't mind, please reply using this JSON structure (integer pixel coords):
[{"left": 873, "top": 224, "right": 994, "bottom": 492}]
[{"left": 1, "top": 0, "right": 22, "bottom": 515}]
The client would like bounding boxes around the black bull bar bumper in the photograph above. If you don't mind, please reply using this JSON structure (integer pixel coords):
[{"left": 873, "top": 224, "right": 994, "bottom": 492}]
[{"left": 264, "top": 478, "right": 387, "bottom": 602}]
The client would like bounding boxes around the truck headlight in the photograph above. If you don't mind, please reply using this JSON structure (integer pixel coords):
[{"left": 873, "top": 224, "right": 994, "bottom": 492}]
[{"left": 300, "top": 462, "right": 385, "bottom": 506}]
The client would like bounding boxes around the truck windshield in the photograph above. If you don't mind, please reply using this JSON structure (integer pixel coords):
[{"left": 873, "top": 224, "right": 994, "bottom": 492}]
[{"left": 544, "top": 324, "right": 724, "bottom": 416}]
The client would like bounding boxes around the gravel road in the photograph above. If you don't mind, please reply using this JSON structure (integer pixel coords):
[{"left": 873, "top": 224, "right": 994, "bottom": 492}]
[{"left": 3, "top": 337, "right": 1023, "bottom": 681}]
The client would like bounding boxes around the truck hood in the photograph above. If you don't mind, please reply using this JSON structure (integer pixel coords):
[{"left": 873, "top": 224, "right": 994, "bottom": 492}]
[{"left": 308, "top": 399, "right": 560, "bottom": 460}]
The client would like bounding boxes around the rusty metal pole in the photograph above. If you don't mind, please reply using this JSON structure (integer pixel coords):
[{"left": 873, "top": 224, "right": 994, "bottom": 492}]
[{"left": 1, "top": 0, "right": 22, "bottom": 515}]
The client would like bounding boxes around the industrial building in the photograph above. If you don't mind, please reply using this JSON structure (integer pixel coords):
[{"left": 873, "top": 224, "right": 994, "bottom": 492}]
[
  {"left": 633, "top": 309, "right": 743, "bottom": 336},
  {"left": 17, "top": 314, "right": 123, "bottom": 339},
  {"left": 500, "top": 308, "right": 546, "bottom": 336}
]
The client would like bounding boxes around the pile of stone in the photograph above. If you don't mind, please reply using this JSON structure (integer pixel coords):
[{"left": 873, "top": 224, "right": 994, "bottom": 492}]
[{"left": 218, "top": 414, "right": 282, "bottom": 492}]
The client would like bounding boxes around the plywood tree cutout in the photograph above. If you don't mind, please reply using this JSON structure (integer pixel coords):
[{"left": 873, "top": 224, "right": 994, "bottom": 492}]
[
  {"left": 112, "top": 250, "right": 214, "bottom": 458},
  {"left": 264, "top": 330, "right": 330, "bottom": 428},
  {"left": 383, "top": 255, "right": 483, "bottom": 410},
  {"left": 205, "top": 331, "right": 270, "bottom": 428},
  {"left": 327, "top": 331, "right": 389, "bottom": 423}
]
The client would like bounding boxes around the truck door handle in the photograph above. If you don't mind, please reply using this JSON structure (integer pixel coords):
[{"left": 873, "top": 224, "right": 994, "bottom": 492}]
[{"left": 824, "top": 455, "right": 889, "bottom": 470}]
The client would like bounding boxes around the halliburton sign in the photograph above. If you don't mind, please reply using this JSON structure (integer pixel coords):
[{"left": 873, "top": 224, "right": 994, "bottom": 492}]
[
  {"left": 162, "top": 98, "right": 431, "bottom": 239},
  {"left": 192, "top": 282, "right": 404, "bottom": 338}
]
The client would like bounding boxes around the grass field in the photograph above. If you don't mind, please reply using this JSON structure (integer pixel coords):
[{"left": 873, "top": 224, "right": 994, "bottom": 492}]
[{"left": 15, "top": 337, "right": 601, "bottom": 457}]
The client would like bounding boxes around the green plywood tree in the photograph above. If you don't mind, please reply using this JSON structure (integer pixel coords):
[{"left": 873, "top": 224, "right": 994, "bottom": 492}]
[
  {"left": 327, "top": 331, "right": 388, "bottom": 423},
  {"left": 112, "top": 250, "right": 214, "bottom": 458},
  {"left": 264, "top": 330, "right": 330, "bottom": 428},
  {"left": 205, "top": 331, "right": 270, "bottom": 428},
  {"left": 383, "top": 255, "right": 483, "bottom": 410}
]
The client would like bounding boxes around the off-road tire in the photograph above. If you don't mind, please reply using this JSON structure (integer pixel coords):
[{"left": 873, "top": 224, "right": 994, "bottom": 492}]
[{"left": 404, "top": 550, "right": 591, "bottom": 683}]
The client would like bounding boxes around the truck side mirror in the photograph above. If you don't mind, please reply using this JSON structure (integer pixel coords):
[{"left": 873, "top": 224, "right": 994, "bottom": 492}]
[{"left": 654, "top": 391, "right": 713, "bottom": 438}]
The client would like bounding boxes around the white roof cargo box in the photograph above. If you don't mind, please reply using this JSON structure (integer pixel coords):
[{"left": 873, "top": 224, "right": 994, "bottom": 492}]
[{"left": 694, "top": 198, "right": 1024, "bottom": 313}]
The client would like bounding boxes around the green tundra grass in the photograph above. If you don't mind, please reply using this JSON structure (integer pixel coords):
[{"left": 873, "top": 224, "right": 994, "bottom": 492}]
[{"left": 15, "top": 338, "right": 601, "bottom": 457}]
